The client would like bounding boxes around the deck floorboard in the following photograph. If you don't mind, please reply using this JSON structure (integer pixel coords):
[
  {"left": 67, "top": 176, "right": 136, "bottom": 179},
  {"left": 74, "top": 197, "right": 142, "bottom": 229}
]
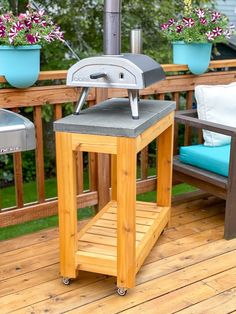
[{"left": 1, "top": 196, "right": 236, "bottom": 314}]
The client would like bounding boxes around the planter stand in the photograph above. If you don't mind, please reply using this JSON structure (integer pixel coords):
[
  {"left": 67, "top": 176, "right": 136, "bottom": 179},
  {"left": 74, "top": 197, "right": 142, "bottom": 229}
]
[{"left": 54, "top": 98, "right": 175, "bottom": 294}]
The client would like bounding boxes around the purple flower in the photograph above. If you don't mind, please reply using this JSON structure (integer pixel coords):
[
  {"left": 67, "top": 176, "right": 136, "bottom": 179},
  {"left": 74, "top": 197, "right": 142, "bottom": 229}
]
[
  {"left": 212, "top": 11, "right": 221, "bottom": 21},
  {"left": 26, "top": 33, "right": 40, "bottom": 44},
  {"left": 183, "top": 17, "right": 195, "bottom": 28},
  {"left": 161, "top": 23, "right": 169, "bottom": 30},
  {"left": 41, "top": 20, "right": 47, "bottom": 27},
  {"left": 31, "top": 14, "right": 40, "bottom": 23},
  {"left": 9, "top": 27, "right": 18, "bottom": 39},
  {"left": 0, "top": 27, "right": 5, "bottom": 37},
  {"left": 206, "top": 31, "right": 215, "bottom": 41},
  {"left": 176, "top": 25, "right": 183, "bottom": 33},
  {"left": 196, "top": 8, "right": 205, "bottom": 18},
  {"left": 213, "top": 27, "right": 223, "bottom": 37},
  {"left": 24, "top": 19, "right": 32, "bottom": 28},
  {"left": 168, "top": 18, "right": 175, "bottom": 26},
  {"left": 13, "top": 21, "right": 24, "bottom": 31}
]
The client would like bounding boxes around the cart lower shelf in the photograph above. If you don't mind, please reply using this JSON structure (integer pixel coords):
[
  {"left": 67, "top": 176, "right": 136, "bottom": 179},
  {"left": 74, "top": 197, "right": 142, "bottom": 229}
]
[{"left": 76, "top": 200, "right": 170, "bottom": 276}]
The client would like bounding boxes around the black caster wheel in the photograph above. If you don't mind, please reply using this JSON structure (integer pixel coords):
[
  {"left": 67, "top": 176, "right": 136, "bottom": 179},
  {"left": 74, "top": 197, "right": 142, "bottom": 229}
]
[
  {"left": 117, "top": 287, "right": 127, "bottom": 296},
  {"left": 62, "top": 277, "right": 71, "bottom": 285}
]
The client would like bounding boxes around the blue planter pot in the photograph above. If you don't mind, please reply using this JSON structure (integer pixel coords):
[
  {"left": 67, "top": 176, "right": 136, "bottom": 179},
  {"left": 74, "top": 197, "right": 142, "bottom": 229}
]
[
  {"left": 0, "top": 45, "right": 41, "bottom": 88},
  {"left": 172, "top": 42, "right": 212, "bottom": 75}
]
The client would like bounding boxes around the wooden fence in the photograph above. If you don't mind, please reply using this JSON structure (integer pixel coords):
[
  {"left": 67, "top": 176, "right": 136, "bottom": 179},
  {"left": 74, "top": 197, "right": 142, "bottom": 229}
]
[{"left": 1, "top": 59, "right": 236, "bottom": 227}]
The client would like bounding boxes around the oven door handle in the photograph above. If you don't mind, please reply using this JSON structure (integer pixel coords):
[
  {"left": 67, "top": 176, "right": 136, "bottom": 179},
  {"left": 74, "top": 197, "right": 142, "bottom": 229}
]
[{"left": 90, "top": 72, "right": 107, "bottom": 79}]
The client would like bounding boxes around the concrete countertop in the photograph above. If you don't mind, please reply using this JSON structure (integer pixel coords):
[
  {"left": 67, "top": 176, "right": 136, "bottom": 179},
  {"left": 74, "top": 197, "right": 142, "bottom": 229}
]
[{"left": 54, "top": 98, "right": 176, "bottom": 138}]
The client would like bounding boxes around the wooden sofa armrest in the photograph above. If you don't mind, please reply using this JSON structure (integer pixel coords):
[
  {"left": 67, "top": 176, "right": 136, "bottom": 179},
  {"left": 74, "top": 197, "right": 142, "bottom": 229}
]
[{"left": 175, "top": 109, "right": 236, "bottom": 137}]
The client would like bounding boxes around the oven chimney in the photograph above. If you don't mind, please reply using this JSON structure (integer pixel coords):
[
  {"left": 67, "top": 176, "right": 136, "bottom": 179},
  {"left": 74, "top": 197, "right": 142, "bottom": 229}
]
[{"left": 103, "top": 0, "right": 122, "bottom": 55}]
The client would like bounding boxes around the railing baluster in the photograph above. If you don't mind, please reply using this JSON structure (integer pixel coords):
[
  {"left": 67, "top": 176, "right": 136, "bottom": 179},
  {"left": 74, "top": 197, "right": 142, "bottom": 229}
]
[
  {"left": 184, "top": 91, "right": 194, "bottom": 146},
  {"left": 173, "top": 92, "right": 180, "bottom": 154},
  {"left": 34, "top": 106, "right": 45, "bottom": 203},
  {"left": 13, "top": 152, "right": 24, "bottom": 208},
  {"left": 11, "top": 108, "right": 24, "bottom": 208}
]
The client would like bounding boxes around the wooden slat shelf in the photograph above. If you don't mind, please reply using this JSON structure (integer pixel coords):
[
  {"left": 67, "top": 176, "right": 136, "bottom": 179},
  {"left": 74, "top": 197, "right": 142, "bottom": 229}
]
[{"left": 76, "top": 200, "right": 170, "bottom": 277}]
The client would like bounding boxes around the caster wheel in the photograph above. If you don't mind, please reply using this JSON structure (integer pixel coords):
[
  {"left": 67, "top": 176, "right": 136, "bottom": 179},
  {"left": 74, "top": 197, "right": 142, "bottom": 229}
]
[
  {"left": 62, "top": 277, "right": 71, "bottom": 285},
  {"left": 117, "top": 287, "right": 127, "bottom": 296}
]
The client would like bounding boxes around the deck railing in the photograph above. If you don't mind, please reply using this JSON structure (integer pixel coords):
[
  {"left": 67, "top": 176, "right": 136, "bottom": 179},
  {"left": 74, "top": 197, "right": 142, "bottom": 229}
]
[{"left": 1, "top": 59, "right": 236, "bottom": 227}]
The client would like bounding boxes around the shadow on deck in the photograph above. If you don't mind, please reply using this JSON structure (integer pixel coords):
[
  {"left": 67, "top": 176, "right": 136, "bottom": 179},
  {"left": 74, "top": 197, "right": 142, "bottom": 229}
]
[{"left": 1, "top": 195, "right": 236, "bottom": 314}]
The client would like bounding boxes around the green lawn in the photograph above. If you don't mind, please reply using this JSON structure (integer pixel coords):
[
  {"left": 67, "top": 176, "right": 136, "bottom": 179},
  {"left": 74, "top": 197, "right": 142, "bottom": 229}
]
[{"left": 0, "top": 173, "right": 196, "bottom": 241}]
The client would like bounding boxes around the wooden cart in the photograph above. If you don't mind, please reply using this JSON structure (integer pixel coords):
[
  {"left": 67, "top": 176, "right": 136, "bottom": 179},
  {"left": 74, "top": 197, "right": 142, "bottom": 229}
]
[{"left": 54, "top": 99, "right": 175, "bottom": 295}]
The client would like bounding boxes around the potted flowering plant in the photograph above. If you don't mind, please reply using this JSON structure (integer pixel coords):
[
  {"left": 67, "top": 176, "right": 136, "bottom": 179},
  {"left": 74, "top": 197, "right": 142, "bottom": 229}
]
[
  {"left": 161, "top": 2, "right": 235, "bottom": 74},
  {"left": 0, "top": 7, "right": 64, "bottom": 88}
]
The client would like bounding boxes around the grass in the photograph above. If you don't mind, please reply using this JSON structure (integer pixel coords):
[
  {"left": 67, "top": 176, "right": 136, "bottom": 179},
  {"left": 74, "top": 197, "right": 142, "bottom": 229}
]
[{"left": 0, "top": 171, "right": 196, "bottom": 241}]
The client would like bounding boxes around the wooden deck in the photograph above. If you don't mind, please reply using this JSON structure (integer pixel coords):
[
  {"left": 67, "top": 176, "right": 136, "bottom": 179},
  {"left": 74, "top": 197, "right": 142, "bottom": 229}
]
[{"left": 1, "top": 195, "right": 236, "bottom": 314}]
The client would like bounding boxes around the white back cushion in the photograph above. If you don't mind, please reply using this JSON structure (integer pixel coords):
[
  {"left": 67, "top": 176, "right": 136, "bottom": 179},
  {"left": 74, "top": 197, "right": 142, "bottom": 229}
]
[{"left": 195, "top": 82, "right": 236, "bottom": 146}]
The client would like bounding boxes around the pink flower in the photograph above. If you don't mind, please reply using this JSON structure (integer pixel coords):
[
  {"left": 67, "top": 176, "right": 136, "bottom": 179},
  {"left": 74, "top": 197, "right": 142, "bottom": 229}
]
[
  {"left": 44, "top": 33, "right": 54, "bottom": 42},
  {"left": 168, "top": 18, "right": 175, "bottom": 26},
  {"left": 213, "top": 27, "right": 223, "bottom": 37},
  {"left": 200, "top": 18, "right": 207, "bottom": 25},
  {"left": 3, "top": 14, "right": 11, "bottom": 21},
  {"left": 161, "top": 23, "right": 169, "bottom": 30},
  {"left": 18, "top": 13, "right": 26, "bottom": 20},
  {"left": 176, "top": 25, "right": 183, "bottom": 33},
  {"left": 52, "top": 27, "right": 64, "bottom": 41},
  {"left": 223, "top": 30, "right": 231, "bottom": 39},
  {"left": 206, "top": 31, "right": 215, "bottom": 41},
  {"left": 38, "top": 9, "right": 45, "bottom": 17},
  {"left": 196, "top": 8, "right": 205, "bottom": 18},
  {"left": 183, "top": 17, "right": 195, "bottom": 28}
]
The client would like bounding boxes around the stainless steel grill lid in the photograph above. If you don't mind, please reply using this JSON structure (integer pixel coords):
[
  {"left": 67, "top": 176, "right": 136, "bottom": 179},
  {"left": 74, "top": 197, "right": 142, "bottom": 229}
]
[
  {"left": 0, "top": 109, "right": 35, "bottom": 155},
  {"left": 66, "top": 0, "right": 165, "bottom": 119}
]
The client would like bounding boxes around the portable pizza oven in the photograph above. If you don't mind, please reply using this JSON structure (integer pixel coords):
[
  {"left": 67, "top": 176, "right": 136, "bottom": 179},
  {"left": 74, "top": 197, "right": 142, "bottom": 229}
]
[
  {"left": 0, "top": 109, "right": 35, "bottom": 155},
  {"left": 67, "top": 0, "right": 165, "bottom": 119}
]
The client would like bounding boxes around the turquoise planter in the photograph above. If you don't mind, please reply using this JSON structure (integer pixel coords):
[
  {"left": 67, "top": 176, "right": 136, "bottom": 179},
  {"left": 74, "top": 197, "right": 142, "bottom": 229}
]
[
  {"left": 172, "top": 42, "right": 212, "bottom": 75},
  {"left": 0, "top": 45, "right": 41, "bottom": 88}
]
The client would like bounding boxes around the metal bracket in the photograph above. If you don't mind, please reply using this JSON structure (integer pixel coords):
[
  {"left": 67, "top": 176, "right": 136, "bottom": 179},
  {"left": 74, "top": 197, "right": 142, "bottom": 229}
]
[
  {"left": 74, "top": 87, "right": 89, "bottom": 115},
  {"left": 128, "top": 89, "right": 139, "bottom": 119}
]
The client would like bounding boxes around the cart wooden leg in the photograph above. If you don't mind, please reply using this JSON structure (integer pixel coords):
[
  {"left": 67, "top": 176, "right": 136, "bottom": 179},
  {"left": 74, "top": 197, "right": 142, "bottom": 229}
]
[
  {"left": 157, "top": 123, "right": 174, "bottom": 224},
  {"left": 117, "top": 137, "right": 136, "bottom": 289},
  {"left": 56, "top": 132, "right": 78, "bottom": 279},
  {"left": 111, "top": 154, "right": 117, "bottom": 201}
]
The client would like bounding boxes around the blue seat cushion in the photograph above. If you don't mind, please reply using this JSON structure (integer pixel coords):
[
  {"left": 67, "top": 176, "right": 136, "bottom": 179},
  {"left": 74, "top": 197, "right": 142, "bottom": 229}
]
[{"left": 179, "top": 144, "right": 230, "bottom": 177}]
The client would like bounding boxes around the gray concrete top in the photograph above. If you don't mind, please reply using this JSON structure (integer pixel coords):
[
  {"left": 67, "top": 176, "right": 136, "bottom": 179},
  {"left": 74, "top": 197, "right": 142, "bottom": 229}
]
[{"left": 53, "top": 98, "right": 176, "bottom": 138}]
